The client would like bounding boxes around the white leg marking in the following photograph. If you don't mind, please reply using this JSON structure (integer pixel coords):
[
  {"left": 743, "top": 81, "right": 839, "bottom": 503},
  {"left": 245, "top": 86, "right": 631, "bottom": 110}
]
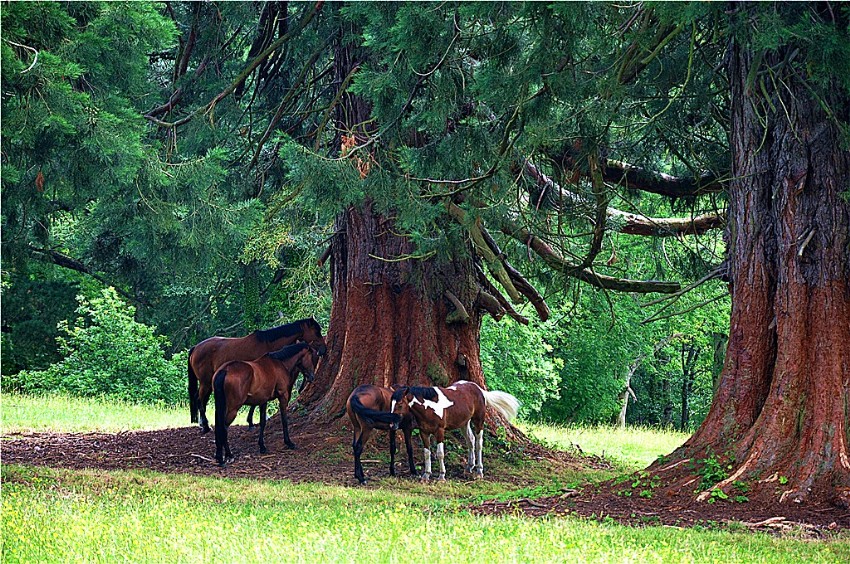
[
  {"left": 436, "top": 442, "right": 446, "bottom": 481},
  {"left": 465, "top": 421, "right": 475, "bottom": 472},
  {"left": 423, "top": 447, "right": 432, "bottom": 478}
]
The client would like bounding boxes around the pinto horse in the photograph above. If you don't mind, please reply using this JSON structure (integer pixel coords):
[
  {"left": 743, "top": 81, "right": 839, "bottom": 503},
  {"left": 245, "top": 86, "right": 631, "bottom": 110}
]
[
  {"left": 346, "top": 385, "right": 417, "bottom": 484},
  {"left": 212, "top": 342, "right": 317, "bottom": 466},
  {"left": 189, "top": 318, "right": 326, "bottom": 433},
  {"left": 390, "top": 381, "right": 519, "bottom": 481}
]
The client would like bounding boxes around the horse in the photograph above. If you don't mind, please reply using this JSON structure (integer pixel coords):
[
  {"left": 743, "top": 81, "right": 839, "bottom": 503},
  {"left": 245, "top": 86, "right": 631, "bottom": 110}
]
[
  {"left": 346, "top": 385, "right": 417, "bottom": 485},
  {"left": 189, "top": 318, "right": 327, "bottom": 433},
  {"left": 390, "top": 380, "right": 519, "bottom": 481},
  {"left": 212, "top": 342, "right": 317, "bottom": 466}
]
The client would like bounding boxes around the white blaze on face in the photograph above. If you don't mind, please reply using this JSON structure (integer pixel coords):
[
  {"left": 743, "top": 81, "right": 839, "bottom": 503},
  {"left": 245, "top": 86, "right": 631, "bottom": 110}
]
[
  {"left": 411, "top": 387, "right": 454, "bottom": 419},
  {"left": 390, "top": 400, "right": 397, "bottom": 414}
]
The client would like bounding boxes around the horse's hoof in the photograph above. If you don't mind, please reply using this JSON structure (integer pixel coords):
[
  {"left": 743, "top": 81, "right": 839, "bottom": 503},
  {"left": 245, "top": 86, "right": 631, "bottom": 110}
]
[
  {"left": 200, "top": 426, "right": 210, "bottom": 434},
  {"left": 259, "top": 446, "right": 268, "bottom": 454},
  {"left": 286, "top": 443, "right": 297, "bottom": 450},
  {"left": 474, "top": 472, "right": 484, "bottom": 480},
  {"left": 419, "top": 473, "right": 431, "bottom": 483}
]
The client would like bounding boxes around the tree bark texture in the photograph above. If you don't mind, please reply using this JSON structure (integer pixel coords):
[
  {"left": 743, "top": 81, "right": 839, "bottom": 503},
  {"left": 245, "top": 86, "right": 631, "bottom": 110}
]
[
  {"left": 298, "top": 202, "right": 487, "bottom": 420},
  {"left": 662, "top": 29, "right": 850, "bottom": 505}
]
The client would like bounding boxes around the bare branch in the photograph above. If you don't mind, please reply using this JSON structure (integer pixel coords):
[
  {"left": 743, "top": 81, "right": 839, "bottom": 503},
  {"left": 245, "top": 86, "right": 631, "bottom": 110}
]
[{"left": 500, "top": 220, "right": 682, "bottom": 294}]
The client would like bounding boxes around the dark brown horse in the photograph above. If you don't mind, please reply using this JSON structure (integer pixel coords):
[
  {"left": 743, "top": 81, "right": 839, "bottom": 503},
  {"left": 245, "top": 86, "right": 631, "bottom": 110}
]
[
  {"left": 390, "top": 380, "right": 519, "bottom": 481},
  {"left": 189, "top": 318, "right": 326, "bottom": 433},
  {"left": 346, "top": 385, "right": 416, "bottom": 485},
  {"left": 213, "top": 342, "right": 317, "bottom": 466}
]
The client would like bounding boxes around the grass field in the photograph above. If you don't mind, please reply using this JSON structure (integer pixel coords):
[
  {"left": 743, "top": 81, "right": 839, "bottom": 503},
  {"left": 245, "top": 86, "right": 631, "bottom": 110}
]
[{"left": 3, "top": 393, "right": 849, "bottom": 563}]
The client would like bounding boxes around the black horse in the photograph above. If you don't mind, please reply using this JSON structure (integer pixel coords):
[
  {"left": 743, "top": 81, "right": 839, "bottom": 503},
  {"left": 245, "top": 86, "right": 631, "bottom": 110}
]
[{"left": 346, "top": 385, "right": 416, "bottom": 484}]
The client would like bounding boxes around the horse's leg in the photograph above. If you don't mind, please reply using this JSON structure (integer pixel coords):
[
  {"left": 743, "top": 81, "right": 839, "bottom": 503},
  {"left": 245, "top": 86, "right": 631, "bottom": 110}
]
[
  {"left": 278, "top": 399, "right": 296, "bottom": 449},
  {"left": 198, "top": 381, "right": 212, "bottom": 433},
  {"left": 474, "top": 423, "right": 484, "bottom": 478},
  {"left": 434, "top": 428, "right": 447, "bottom": 481},
  {"left": 257, "top": 403, "right": 268, "bottom": 454},
  {"left": 389, "top": 429, "right": 397, "bottom": 476},
  {"left": 464, "top": 421, "right": 476, "bottom": 473},
  {"left": 420, "top": 434, "right": 432, "bottom": 482},
  {"left": 247, "top": 405, "right": 256, "bottom": 430},
  {"left": 403, "top": 427, "right": 416, "bottom": 476},
  {"left": 353, "top": 425, "right": 372, "bottom": 485}
]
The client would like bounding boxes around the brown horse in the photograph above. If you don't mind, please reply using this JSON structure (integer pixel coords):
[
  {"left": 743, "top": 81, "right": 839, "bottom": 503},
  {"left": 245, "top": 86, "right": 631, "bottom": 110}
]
[
  {"left": 213, "top": 342, "right": 317, "bottom": 466},
  {"left": 390, "top": 381, "right": 519, "bottom": 481},
  {"left": 189, "top": 318, "right": 326, "bottom": 433},
  {"left": 346, "top": 385, "right": 416, "bottom": 485}
]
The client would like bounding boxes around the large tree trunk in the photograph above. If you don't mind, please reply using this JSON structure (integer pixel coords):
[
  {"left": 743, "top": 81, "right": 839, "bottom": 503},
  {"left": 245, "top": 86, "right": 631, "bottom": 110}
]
[
  {"left": 298, "top": 202, "right": 487, "bottom": 420},
  {"left": 659, "top": 20, "right": 850, "bottom": 506},
  {"left": 297, "top": 20, "right": 490, "bottom": 424}
]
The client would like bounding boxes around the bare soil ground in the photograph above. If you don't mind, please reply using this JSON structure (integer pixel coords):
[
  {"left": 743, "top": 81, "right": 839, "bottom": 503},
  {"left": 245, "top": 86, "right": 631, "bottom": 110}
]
[{"left": 4, "top": 417, "right": 848, "bottom": 537}]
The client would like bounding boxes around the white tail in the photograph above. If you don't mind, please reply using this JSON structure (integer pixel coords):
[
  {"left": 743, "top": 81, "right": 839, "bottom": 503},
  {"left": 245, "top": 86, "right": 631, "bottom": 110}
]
[{"left": 481, "top": 389, "right": 520, "bottom": 421}]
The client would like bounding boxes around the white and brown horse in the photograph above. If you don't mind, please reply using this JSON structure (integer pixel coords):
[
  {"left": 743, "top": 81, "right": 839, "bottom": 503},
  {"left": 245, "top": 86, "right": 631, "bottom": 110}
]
[{"left": 390, "top": 381, "right": 519, "bottom": 481}]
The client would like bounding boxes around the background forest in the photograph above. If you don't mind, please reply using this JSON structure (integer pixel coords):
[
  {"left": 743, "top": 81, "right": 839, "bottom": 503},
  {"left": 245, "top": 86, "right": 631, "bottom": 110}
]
[{"left": 5, "top": 1, "right": 732, "bottom": 429}]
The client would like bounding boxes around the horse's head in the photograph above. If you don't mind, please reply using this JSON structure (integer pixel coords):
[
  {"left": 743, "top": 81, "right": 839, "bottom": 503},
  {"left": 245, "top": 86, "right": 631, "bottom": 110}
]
[
  {"left": 295, "top": 345, "right": 317, "bottom": 384},
  {"left": 389, "top": 387, "right": 412, "bottom": 431},
  {"left": 302, "top": 318, "right": 328, "bottom": 358}
]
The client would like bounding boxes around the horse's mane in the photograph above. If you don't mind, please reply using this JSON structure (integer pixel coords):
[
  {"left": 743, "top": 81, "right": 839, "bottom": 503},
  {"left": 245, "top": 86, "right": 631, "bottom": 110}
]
[
  {"left": 267, "top": 342, "right": 309, "bottom": 361},
  {"left": 391, "top": 386, "right": 438, "bottom": 402},
  {"left": 253, "top": 319, "right": 314, "bottom": 343}
]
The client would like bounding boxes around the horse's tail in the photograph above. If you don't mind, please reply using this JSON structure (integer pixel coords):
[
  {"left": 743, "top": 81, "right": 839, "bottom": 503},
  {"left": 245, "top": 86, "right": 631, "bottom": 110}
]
[
  {"left": 188, "top": 347, "right": 198, "bottom": 424},
  {"left": 481, "top": 389, "right": 520, "bottom": 421},
  {"left": 350, "top": 394, "right": 401, "bottom": 427},
  {"left": 213, "top": 368, "right": 228, "bottom": 449}
]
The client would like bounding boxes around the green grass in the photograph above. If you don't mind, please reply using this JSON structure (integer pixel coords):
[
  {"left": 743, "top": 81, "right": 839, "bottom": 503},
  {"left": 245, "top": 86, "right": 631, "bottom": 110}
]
[
  {"left": 1, "top": 393, "right": 188, "bottom": 433},
  {"left": 519, "top": 422, "right": 690, "bottom": 471},
  {"left": 3, "top": 465, "right": 848, "bottom": 564},
  {"left": 3, "top": 394, "right": 848, "bottom": 563}
]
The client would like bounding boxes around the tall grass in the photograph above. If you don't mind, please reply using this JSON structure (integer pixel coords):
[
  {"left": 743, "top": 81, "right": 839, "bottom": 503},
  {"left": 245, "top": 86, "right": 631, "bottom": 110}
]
[
  {"left": 519, "top": 422, "right": 690, "bottom": 471},
  {"left": 3, "top": 465, "right": 847, "bottom": 564},
  {"left": 1, "top": 393, "right": 188, "bottom": 433}
]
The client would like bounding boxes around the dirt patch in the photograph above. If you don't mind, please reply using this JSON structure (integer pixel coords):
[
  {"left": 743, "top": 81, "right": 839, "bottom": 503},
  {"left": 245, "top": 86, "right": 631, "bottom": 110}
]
[
  {"left": 473, "top": 480, "right": 850, "bottom": 538},
  {"left": 4, "top": 419, "right": 848, "bottom": 536},
  {"left": 1, "top": 415, "right": 584, "bottom": 488}
]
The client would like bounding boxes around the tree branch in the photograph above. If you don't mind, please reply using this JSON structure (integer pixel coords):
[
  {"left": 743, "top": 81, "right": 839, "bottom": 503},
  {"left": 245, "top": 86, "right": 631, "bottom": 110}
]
[
  {"left": 521, "top": 159, "right": 725, "bottom": 236},
  {"left": 28, "top": 246, "right": 147, "bottom": 305},
  {"left": 499, "top": 220, "right": 681, "bottom": 294},
  {"left": 475, "top": 266, "right": 528, "bottom": 325},
  {"left": 544, "top": 146, "right": 726, "bottom": 198},
  {"left": 444, "top": 290, "right": 470, "bottom": 324}
]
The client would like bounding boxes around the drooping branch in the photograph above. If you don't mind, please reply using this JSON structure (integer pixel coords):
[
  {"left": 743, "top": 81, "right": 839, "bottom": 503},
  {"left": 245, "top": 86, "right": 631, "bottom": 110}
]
[
  {"left": 544, "top": 146, "right": 726, "bottom": 198},
  {"left": 520, "top": 159, "right": 725, "bottom": 236},
  {"left": 499, "top": 220, "right": 682, "bottom": 294},
  {"left": 478, "top": 222, "right": 550, "bottom": 321},
  {"left": 475, "top": 266, "right": 528, "bottom": 325},
  {"left": 446, "top": 201, "right": 522, "bottom": 303},
  {"left": 28, "top": 246, "right": 147, "bottom": 305}
]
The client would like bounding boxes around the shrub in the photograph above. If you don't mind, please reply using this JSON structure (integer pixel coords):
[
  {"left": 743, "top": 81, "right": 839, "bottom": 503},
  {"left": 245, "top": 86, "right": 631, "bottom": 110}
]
[{"left": 4, "top": 288, "right": 186, "bottom": 405}]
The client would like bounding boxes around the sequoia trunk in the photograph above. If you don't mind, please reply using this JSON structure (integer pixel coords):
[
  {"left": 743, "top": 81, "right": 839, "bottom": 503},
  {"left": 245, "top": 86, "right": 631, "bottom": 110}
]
[
  {"left": 296, "top": 21, "right": 488, "bottom": 421},
  {"left": 298, "top": 203, "right": 486, "bottom": 419},
  {"left": 661, "top": 25, "right": 850, "bottom": 505}
]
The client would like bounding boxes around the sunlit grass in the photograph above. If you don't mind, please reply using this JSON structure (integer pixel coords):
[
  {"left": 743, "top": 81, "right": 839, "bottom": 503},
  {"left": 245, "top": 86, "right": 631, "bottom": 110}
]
[
  {"left": 3, "top": 465, "right": 847, "bottom": 564},
  {"left": 519, "top": 421, "right": 690, "bottom": 471},
  {"left": 1, "top": 393, "right": 188, "bottom": 433}
]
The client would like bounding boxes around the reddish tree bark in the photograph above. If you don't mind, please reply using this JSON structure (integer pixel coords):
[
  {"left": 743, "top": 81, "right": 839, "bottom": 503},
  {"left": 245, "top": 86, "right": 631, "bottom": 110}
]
[
  {"left": 296, "top": 20, "right": 492, "bottom": 426},
  {"left": 657, "top": 26, "right": 850, "bottom": 506},
  {"left": 298, "top": 203, "right": 488, "bottom": 421}
]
